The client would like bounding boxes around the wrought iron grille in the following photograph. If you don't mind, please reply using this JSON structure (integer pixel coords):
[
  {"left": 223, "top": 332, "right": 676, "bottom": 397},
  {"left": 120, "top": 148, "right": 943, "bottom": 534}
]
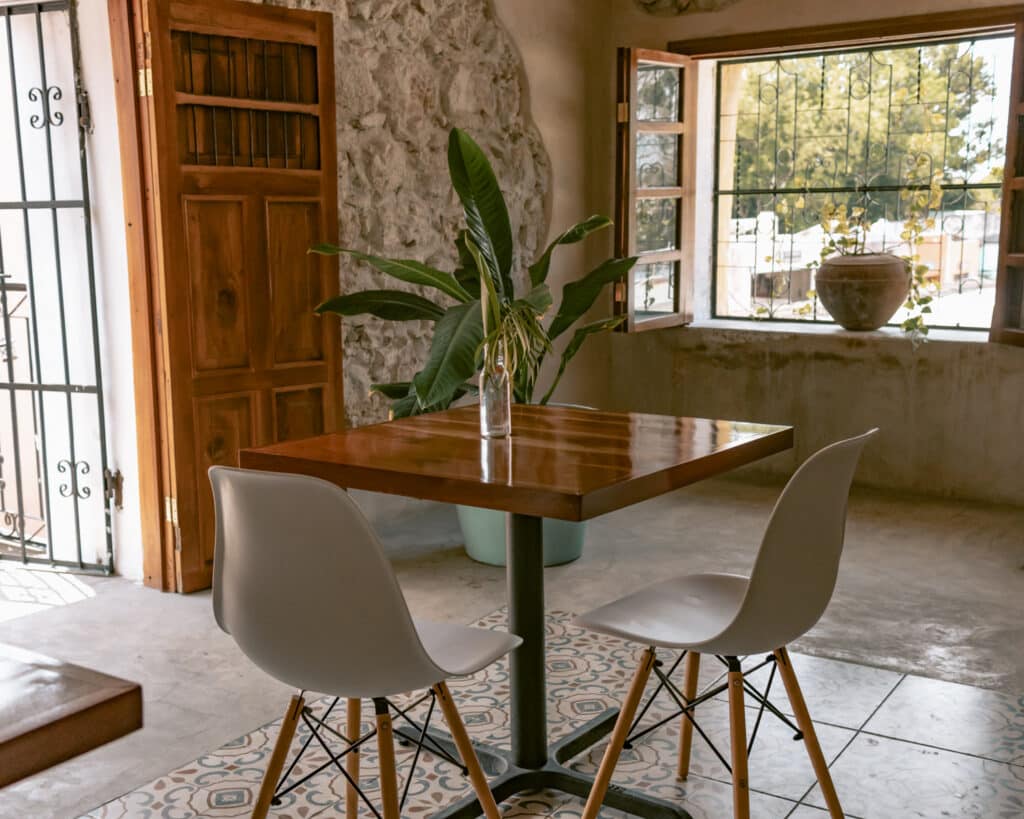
[
  {"left": 0, "top": 0, "right": 114, "bottom": 572},
  {"left": 713, "top": 35, "right": 1012, "bottom": 328}
]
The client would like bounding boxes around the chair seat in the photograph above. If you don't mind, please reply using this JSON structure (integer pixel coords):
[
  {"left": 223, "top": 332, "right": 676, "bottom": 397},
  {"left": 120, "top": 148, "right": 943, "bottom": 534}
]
[
  {"left": 415, "top": 620, "right": 522, "bottom": 678},
  {"left": 573, "top": 573, "right": 749, "bottom": 650}
]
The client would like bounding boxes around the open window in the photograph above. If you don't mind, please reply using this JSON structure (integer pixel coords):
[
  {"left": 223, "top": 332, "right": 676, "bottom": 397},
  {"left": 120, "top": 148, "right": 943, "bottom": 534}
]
[
  {"left": 992, "top": 22, "right": 1024, "bottom": 344},
  {"left": 617, "top": 8, "right": 1024, "bottom": 345},
  {"left": 614, "top": 48, "right": 692, "bottom": 332}
]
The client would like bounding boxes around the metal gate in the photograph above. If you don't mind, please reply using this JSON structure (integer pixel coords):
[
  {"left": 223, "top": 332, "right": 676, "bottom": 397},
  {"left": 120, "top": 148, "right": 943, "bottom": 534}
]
[{"left": 0, "top": 0, "right": 115, "bottom": 573}]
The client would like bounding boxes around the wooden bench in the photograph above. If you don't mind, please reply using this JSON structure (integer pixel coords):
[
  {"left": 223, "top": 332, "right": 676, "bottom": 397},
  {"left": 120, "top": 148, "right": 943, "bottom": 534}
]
[{"left": 0, "top": 642, "right": 142, "bottom": 788}]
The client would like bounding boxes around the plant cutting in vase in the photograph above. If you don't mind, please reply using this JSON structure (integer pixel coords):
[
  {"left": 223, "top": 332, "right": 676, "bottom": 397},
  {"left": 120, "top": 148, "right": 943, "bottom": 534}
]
[
  {"left": 815, "top": 169, "right": 942, "bottom": 337},
  {"left": 312, "top": 127, "right": 638, "bottom": 564}
]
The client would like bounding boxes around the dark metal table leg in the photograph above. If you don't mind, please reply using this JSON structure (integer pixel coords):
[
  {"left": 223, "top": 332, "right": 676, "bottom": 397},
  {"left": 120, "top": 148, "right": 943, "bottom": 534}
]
[
  {"left": 507, "top": 512, "right": 547, "bottom": 770},
  {"left": 431, "top": 512, "right": 693, "bottom": 818}
]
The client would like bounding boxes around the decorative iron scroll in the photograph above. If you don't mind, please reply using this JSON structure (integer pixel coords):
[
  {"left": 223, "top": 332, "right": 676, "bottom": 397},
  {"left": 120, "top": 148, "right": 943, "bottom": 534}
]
[
  {"left": 57, "top": 459, "right": 91, "bottom": 499},
  {"left": 28, "top": 84, "right": 63, "bottom": 128}
]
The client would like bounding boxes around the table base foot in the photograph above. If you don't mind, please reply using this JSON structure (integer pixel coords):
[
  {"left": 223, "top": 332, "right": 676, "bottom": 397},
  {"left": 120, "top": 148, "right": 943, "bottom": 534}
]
[{"left": 430, "top": 708, "right": 693, "bottom": 819}]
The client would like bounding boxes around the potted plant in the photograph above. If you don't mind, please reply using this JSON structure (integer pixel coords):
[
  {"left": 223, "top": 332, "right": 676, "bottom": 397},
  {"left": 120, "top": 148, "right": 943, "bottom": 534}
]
[
  {"left": 815, "top": 171, "right": 940, "bottom": 335},
  {"left": 312, "top": 127, "right": 636, "bottom": 566}
]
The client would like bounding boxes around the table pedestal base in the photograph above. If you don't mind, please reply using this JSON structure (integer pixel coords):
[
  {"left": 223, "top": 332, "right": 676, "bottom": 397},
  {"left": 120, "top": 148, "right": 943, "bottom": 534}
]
[{"left": 426, "top": 707, "right": 693, "bottom": 819}]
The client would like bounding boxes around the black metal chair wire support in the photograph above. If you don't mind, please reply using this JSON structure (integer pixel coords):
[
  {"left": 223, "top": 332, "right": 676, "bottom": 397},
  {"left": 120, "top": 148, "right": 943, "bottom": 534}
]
[
  {"left": 270, "top": 691, "right": 471, "bottom": 818},
  {"left": 621, "top": 652, "right": 804, "bottom": 774}
]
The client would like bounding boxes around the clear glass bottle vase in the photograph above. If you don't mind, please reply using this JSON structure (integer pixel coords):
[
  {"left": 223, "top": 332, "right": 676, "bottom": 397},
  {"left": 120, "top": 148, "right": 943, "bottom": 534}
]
[{"left": 479, "top": 347, "right": 511, "bottom": 438}]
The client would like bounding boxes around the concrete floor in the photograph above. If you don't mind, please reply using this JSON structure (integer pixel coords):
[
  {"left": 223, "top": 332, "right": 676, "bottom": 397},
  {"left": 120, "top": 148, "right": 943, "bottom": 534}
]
[{"left": 0, "top": 477, "right": 1022, "bottom": 818}]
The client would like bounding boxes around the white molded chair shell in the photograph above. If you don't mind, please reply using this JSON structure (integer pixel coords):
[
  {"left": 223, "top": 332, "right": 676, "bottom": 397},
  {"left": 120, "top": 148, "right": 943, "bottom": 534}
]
[
  {"left": 576, "top": 430, "right": 877, "bottom": 657},
  {"left": 210, "top": 466, "right": 520, "bottom": 698}
]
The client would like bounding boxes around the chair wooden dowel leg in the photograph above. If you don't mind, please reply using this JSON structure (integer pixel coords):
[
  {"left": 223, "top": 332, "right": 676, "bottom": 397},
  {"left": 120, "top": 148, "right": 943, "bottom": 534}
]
[
  {"left": 374, "top": 699, "right": 400, "bottom": 819},
  {"left": 433, "top": 682, "right": 501, "bottom": 819},
  {"left": 676, "top": 651, "right": 701, "bottom": 780},
  {"left": 581, "top": 647, "right": 657, "bottom": 819},
  {"left": 346, "top": 698, "right": 361, "bottom": 819},
  {"left": 774, "top": 648, "right": 844, "bottom": 819},
  {"left": 727, "top": 663, "right": 750, "bottom": 819},
  {"left": 253, "top": 694, "right": 304, "bottom": 819}
]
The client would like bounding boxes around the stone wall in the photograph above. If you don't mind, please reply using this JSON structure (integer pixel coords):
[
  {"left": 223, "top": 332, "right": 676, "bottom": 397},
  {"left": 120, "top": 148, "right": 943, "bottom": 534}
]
[{"left": 266, "top": 0, "right": 550, "bottom": 426}]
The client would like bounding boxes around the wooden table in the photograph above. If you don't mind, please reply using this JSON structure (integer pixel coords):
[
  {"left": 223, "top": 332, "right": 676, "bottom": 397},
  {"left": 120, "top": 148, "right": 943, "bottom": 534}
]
[
  {"left": 241, "top": 404, "right": 792, "bottom": 818},
  {"left": 0, "top": 642, "right": 142, "bottom": 788}
]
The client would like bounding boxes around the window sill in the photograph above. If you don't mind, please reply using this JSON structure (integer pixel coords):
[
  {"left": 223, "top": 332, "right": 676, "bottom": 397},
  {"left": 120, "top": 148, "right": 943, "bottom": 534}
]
[{"left": 688, "top": 319, "right": 990, "bottom": 345}]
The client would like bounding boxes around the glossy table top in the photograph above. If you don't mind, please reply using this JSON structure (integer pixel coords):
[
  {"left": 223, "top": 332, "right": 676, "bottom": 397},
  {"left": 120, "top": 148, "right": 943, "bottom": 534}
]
[{"left": 241, "top": 405, "right": 792, "bottom": 521}]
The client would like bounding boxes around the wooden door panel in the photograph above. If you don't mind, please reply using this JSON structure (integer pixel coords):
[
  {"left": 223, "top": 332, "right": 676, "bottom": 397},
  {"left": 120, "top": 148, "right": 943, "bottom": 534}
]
[
  {"left": 142, "top": 0, "right": 339, "bottom": 591},
  {"left": 183, "top": 196, "right": 252, "bottom": 373},
  {"left": 273, "top": 386, "right": 325, "bottom": 442},
  {"left": 266, "top": 199, "right": 324, "bottom": 365},
  {"left": 192, "top": 392, "right": 259, "bottom": 569}
]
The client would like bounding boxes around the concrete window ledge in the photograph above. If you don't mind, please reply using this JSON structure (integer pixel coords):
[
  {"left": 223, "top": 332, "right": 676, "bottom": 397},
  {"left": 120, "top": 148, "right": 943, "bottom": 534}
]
[{"left": 688, "top": 318, "right": 990, "bottom": 345}]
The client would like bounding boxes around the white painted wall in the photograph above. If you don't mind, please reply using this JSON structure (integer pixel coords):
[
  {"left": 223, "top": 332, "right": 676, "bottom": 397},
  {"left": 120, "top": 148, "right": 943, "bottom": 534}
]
[{"left": 76, "top": 0, "right": 143, "bottom": 579}]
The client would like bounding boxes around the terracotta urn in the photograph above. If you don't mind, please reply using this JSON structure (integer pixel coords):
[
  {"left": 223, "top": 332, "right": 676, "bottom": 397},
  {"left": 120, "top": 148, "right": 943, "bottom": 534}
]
[{"left": 815, "top": 253, "right": 910, "bottom": 331}]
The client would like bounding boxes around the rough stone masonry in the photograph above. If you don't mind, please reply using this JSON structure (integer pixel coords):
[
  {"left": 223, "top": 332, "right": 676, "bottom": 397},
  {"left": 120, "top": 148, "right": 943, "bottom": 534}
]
[{"left": 266, "top": 0, "right": 551, "bottom": 426}]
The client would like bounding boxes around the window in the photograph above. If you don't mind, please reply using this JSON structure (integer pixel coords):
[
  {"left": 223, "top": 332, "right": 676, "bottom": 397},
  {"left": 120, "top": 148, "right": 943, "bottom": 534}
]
[
  {"left": 614, "top": 48, "right": 691, "bottom": 331},
  {"left": 617, "top": 11, "right": 1024, "bottom": 345},
  {"left": 713, "top": 36, "right": 1011, "bottom": 329}
]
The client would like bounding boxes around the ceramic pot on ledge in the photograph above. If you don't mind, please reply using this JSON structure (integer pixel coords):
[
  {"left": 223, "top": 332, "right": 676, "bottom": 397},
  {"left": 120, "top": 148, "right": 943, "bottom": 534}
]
[{"left": 815, "top": 253, "right": 910, "bottom": 331}]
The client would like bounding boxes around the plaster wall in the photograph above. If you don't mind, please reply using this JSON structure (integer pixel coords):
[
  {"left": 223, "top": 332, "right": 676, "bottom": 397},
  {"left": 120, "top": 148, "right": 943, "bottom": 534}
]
[{"left": 587, "top": 0, "right": 1024, "bottom": 505}]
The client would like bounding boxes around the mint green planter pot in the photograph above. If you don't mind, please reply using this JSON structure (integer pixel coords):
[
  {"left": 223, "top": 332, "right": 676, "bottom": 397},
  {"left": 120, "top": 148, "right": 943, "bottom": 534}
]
[{"left": 456, "top": 504, "right": 585, "bottom": 567}]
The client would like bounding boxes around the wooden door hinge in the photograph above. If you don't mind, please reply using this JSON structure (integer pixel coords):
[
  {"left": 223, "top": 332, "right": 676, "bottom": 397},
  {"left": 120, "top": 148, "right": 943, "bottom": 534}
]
[
  {"left": 617, "top": 102, "right": 630, "bottom": 123},
  {"left": 138, "top": 66, "right": 153, "bottom": 98}
]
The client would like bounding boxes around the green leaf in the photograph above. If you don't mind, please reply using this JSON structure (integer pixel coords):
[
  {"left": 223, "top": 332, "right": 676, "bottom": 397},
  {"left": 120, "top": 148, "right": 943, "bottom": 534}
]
[
  {"left": 539, "top": 316, "right": 625, "bottom": 405},
  {"left": 528, "top": 215, "right": 612, "bottom": 287},
  {"left": 453, "top": 231, "right": 481, "bottom": 299},
  {"left": 412, "top": 301, "right": 484, "bottom": 408},
  {"left": 390, "top": 392, "right": 420, "bottom": 419},
  {"left": 370, "top": 381, "right": 412, "bottom": 400},
  {"left": 311, "top": 246, "right": 471, "bottom": 303},
  {"left": 447, "top": 128, "right": 514, "bottom": 298},
  {"left": 547, "top": 256, "right": 638, "bottom": 340},
  {"left": 464, "top": 237, "right": 501, "bottom": 336},
  {"left": 516, "top": 283, "right": 553, "bottom": 315},
  {"left": 315, "top": 290, "right": 445, "bottom": 322}
]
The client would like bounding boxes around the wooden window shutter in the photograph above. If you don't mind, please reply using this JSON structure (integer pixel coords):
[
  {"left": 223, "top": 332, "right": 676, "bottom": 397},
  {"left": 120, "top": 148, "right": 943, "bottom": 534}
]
[
  {"left": 991, "top": 21, "right": 1024, "bottom": 345},
  {"left": 614, "top": 47, "right": 693, "bottom": 332}
]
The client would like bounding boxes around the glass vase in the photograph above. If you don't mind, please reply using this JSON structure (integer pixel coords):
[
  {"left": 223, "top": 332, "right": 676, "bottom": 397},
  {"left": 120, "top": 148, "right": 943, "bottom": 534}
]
[{"left": 479, "top": 348, "right": 511, "bottom": 438}]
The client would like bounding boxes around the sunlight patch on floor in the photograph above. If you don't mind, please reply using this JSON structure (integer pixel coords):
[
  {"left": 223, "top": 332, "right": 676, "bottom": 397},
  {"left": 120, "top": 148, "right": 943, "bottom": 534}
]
[{"left": 0, "top": 565, "right": 96, "bottom": 623}]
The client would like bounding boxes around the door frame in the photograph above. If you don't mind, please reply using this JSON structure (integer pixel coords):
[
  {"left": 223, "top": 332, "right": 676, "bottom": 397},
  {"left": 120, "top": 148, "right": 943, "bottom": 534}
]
[{"left": 108, "top": 0, "right": 175, "bottom": 590}]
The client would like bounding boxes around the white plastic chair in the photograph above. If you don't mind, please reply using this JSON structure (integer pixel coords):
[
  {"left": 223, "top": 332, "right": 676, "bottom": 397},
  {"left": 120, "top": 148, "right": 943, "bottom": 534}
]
[
  {"left": 209, "top": 466, "right": 521, "bottom": 819},
  {"left": 574, "top": 430, "right": 877, "bottom": 819}
]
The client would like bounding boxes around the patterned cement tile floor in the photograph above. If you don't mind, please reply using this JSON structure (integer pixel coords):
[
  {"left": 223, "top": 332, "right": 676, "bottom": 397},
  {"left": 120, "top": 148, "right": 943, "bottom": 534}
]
[{"left": 82, "top": 611, "right": 1024, "bottom": 819}]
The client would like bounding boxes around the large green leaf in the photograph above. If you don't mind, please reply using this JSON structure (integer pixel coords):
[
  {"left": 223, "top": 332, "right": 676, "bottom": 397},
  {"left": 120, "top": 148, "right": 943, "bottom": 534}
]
[
  {"left": 383, "top": 380, "right": 477, "bottom": 418},
  {"left": 315, "top": 290, "right": 445, "bottom": 322},
  {"left": 447, "top": 128, "right": 514, "bottom": 298},
  {"left": 412, "top": 301, "right": 484, "bottom": 408},
  {"left": 311, "top": 245, "right": 471, "bottom": 303},
  {"left": 539, "top": 316, "right": 625, "bottom": 405},
  {"left": 370, "top": 381, "right": 412, "bottom": 400},
  {"left": 452, "top": 231, "right": 481, "bottom": 299},
  {"left": 528, "top": 215, "right": 612, "bottom": 287},
  {"left": 516, "top": 282, "right": 553, "bottom": 316},
  {"left": 547, "top": 256, "right": 638, "bottom": 340}
]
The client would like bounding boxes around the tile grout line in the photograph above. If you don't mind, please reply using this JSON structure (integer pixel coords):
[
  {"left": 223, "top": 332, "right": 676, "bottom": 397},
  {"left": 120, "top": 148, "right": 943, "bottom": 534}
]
[{"left": 788, "top": 672, "right": 908, "bottom": 817}]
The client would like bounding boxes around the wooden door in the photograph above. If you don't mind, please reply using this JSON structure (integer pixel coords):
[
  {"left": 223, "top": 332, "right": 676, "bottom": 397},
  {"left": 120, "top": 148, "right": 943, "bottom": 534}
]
[{"left": 140, "top": 0, "right": 341, "bottom": 591}]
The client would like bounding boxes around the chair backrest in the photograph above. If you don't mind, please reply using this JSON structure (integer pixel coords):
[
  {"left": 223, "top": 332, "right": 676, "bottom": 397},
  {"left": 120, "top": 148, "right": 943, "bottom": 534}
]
[
  {"left": 714, "top": 429, "right": 877, "bottom": 655},
  {"left": 209, "top": 466, "right": 445, "bottom": 697}
]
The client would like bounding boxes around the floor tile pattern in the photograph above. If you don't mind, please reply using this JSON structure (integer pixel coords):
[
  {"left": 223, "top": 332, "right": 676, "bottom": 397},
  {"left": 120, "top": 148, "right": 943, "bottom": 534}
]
[{"left": 83, "top": 611, "right": 1024, "bottom": 819}]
